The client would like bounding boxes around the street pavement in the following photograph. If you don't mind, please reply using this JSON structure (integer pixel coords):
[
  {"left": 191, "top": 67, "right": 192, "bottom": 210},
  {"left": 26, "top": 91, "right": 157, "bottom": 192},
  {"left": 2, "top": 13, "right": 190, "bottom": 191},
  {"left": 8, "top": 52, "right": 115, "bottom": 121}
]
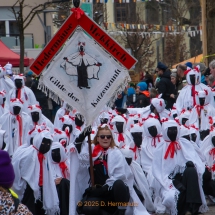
[{"left": 205, "top": 205, "right": 215, "bottom": 215}]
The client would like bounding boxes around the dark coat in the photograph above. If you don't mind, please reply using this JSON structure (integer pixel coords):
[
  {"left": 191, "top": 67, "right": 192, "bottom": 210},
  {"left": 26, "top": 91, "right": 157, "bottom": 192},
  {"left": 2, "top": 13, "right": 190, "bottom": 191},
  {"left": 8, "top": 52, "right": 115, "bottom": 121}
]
[
  {"left": 157, "top": 69, "right": 175, "bottom": 109},
  {"left": 126, "top": 92, "right": 150, "bottom": 108}
]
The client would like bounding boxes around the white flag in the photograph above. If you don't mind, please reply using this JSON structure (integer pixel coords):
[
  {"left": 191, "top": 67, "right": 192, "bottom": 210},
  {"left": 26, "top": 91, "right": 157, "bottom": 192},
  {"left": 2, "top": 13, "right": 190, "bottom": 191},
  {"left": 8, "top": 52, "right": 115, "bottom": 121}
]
[{"left": 39, "top": 29, "right": 131, "bottom": 125}]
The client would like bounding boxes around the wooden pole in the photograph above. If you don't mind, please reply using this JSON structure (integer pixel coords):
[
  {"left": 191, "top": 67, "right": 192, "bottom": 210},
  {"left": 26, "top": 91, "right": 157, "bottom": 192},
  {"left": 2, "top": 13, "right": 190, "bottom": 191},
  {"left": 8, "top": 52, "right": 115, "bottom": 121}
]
[
  {"left": 200, "top": 0, "right": 208, "bottom": 66},
  {"left": 88, "top": 134, "right": 94, "bottom": 187}
]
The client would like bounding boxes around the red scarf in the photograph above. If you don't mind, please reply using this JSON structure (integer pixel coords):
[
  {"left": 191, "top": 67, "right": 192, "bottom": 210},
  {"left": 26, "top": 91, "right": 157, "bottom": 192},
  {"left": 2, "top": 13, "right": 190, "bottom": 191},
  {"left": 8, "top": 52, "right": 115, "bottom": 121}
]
[
  {"left": 151, "top": 134, "right": 162, "bottom": 147},
  {"left": 16, "top": 88, "right": 21, "bottom": 99},
  {"left": 11, "top": 112, "right": 23, "bottom": 146},
  {"left": 92, "top": 144, "right": 106, "bottom": 158},
  {"left": 196, "top": 104, "right": 205, "bottom": 117},
  {"left": 76, "top": 125, "right": 81, "bottom": 131},
  {"left": 211, "top": 164, "right": 215, "bottom": 172},
  {"left": 59, "top": 162, "right": 68, "bottom": 178},
  {"left": 191, "top": 85, "right": 196, "bottom": 106},
  {"left": 117, "top": 133, "right": 124, "bottom": 142},
  {"left": 209, "top": 148, "right": 215, "bottom": 159},
  {"left": 16, "top": 115, "right": 23, "bottom": 146},
  {"left": 33, "top": 146, "right": 45, "bottom": 186},
  {"left": 129, "top": 145, "right": 138, "bottom": 160},
  {"left": 164, "top": 141, "right": 181, "bottom": 159}
]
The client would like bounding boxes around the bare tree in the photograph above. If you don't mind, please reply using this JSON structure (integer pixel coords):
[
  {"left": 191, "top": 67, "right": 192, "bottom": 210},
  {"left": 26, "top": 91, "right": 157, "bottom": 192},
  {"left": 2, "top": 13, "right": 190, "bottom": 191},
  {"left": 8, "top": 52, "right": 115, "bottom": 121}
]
[
  {"left": 146, "top": 0, "right": 200, "bottom": 65},
  {"left": 114, "top": 8, "right": 157, "bottom": 75},
  {"left": 11, "top": 0, "right": 54, "bottom": 73}
]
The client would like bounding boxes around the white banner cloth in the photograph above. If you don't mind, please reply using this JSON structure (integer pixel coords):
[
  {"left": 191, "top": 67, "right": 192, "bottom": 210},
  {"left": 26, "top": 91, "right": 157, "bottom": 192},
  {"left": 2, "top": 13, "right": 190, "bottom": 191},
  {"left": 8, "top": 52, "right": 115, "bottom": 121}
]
[{"left": 39, "top": 28, "right": 130, "bottom": 125}]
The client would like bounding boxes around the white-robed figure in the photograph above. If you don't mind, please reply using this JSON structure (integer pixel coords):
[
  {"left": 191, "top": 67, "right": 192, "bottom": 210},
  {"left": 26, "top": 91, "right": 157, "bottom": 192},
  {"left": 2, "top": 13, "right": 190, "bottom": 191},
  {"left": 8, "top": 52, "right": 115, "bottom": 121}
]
[
  {"left": 0, "top": 65, "right": 14, "bottom": 94},
  {"left": 140, "top": 115, "right": 163, "bottom": 174},
  {"left": 178, "top": 109, "right": 190, "bottom": 126},
  {"left": 54, "top": 101, "right": 74, "bottom": 128},
  {"left": 0, "top": 90, "right": 6, "bottom": 117},
  {"left": 145, "top": 97, "right": 171, "bottom": 121},
  {"left": 202, "top": 129, "right": 215, "bottom": 199},
  {"left": 110, "top": 115, "right": 133, "bottom": 148},
  {"left": 189, "top": 125, "right": 206, "bottom": 163},
  {"left": 28, "top": 104, "right": 54, "bottom": 133},
  {"left": 70, "top": 113, "right": 86, "bottom": 144},
  {"left": 189, "top": 90, "right": 215, "bottom": 132},
  {"left": 176, "top": 66, "right": 213, "bottom": 113},
  {"left": 129, "top": 123, "right": 144, "bottom": 164},
  {"left": 56, "top": 115, "right": 74, "bottom": 145},
  {"left": 12, "top": 126, "right": 59, "bottom": 215},
  {"left": 69, "top": 124, "right": 150, "bottom": 215},
  {"left": 0, "top": 129, "right": 6, "bottom": 150},
  {"left": 152, "top": 118, "right": 207, "bottom": 215},
  {"left": 61, "top": 41, "right": 102, "bottom": 89},
  {"left": 53, "top": 128, "right": 70, "bottom": 150},
  {"left": 0, "top": 98, "right": 31, "bottom": 157},
  {"left": 5, "top": 74, "right": 37, "bottom": 113},
  {"left": 50, "top": 142, "right": 70, "bottom": 215},
  {"left": 120, "top": 146, "right": 155, "bottom": 213}
]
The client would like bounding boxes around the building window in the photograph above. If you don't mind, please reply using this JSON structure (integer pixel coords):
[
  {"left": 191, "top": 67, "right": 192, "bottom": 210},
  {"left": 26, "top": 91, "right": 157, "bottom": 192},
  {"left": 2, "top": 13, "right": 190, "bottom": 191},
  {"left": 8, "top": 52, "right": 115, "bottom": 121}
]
[
  {"left": 116, "top": 3, "right": 126, "bottom": 22},
  {"left": 9, "top": 21, "right": 19, "bottom": 35},
  {"left": 114, "top": 1, "right": 136, "bottom": 23},
  {"left": 0, "top": 21, "right": 6, "bottom": 35}
]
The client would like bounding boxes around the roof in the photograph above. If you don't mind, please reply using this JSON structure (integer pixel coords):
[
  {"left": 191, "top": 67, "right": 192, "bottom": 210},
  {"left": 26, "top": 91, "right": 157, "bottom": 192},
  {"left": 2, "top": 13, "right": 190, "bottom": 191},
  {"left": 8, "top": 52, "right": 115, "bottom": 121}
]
[{"left": 0, "top": 40, "right": 30, "bottom": 67}]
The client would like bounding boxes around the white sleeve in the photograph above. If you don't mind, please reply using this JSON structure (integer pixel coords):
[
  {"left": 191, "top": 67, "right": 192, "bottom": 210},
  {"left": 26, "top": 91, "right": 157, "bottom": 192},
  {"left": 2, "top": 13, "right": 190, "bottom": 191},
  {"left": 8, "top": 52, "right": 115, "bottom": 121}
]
[{"left": 105, "top": 148, "right": 127, "bottom": 187}]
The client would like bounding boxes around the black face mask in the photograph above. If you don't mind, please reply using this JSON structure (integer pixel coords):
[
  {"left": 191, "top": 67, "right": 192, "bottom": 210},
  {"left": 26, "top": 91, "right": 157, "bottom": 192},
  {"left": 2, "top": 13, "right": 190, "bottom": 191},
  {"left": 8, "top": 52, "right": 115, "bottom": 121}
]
[
  {"left": 15, "top": 79, "right": 23, "bottom": 89},
  {"left": 199, "top": 97, "right": 205, "bottom": 106},
  {"left": 173, "top": 114, "right": 178, "bottom": 119},
  {"left": 75, "top": 114, "right": 84, "bottom": 127},
  {"left": 52, "top": 148, "right": 61, "bottom": 163},
  {"left": 115, "top": 122, "right": 124, "bottom": 133},
  {"left": 212, "top": 136, "right": 215, "bottom": 147},
  {"left": 148, "top": 126, "right": 158, "bottom": 137},
  {"left": 73, "top": 0, "right": 80, "bottom": 7},
  {"left": 100, "top": 118, "right": 108, "bottom": 125},
  {"left": 13, "top": 106, "right": 21, "bottom": 115},
  {"left": 182, "top": 135, "right": 190, "bottom": 141},
  {"left": 150, "top": 104, "right": 155, "bottom": 113},
  {"left": 189, "top": 74, "right": 196, "bottom": 86},
  {"left": 131, "top": 132, "right": 142, "bottom": 148},
  {"left": 167, "top": 126, "right": 178, "bottom": 141},
  {"left": 182, "top": 118, "right": 188, "bottom": 126},
  {"left": 2, "top": 142, "right": 6, "bottom": 150},
  {"left": 30, "top": 137, "right": 34, "bottom": 145},
  {"left": 62, "top": 124, "right": 73, "bottom": 134},
  {"left": 31, "top": 112, "right": 40, "bottom": 123},
  {"left": 39, "top": 138, "right": 52, "bottom": 154},
  {"left": 125, "top": 157, "right": 132, "bottom": 166},
  {"left": 133, "top": 120, "right": 138, "bottom": 124},
  {"left": 200, "top": 129, "right": 210, "bottom": 141},
  {"left": 191, "top": 133, "right": 197, "bottom": 142}
]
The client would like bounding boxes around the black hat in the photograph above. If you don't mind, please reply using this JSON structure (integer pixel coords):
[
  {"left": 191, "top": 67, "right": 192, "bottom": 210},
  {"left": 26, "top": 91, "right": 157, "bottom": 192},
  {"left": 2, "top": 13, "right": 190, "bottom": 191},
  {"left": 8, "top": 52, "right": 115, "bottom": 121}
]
[{"left": 157, "top": 62, "right": 168, "bottom": 71}]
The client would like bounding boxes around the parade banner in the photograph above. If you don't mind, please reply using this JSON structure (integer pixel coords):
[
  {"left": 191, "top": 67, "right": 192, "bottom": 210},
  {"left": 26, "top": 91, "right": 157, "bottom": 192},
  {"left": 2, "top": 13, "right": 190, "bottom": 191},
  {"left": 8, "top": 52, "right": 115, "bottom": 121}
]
[
  {"left": 30, "top": 12, "right": 137, "bottom": 75},
  {"left": 39, "top": 29, "right": 131, "bottom": 125}
]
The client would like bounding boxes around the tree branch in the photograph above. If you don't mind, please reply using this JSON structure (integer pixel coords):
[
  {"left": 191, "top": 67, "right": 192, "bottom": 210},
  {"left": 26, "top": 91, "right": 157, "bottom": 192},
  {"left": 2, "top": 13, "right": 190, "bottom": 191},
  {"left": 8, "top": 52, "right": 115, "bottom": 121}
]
[{"left": 23, "top": 4, "right": 44, "bottom": 29}]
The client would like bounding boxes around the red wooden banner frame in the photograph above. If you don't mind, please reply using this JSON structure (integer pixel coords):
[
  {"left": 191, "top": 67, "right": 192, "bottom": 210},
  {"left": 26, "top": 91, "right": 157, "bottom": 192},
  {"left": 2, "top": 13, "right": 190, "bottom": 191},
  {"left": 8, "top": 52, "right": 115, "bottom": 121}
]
[{"left": 30, "top": 11, "right": 137, "bottom": 75}]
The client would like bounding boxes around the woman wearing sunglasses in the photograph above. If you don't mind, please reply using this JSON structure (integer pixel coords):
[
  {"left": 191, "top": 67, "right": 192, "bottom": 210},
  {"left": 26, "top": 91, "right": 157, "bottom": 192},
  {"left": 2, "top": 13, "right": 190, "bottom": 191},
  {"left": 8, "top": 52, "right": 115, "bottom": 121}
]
[{"left": 71, "top": 124, "right": 150, "bottom": 215}]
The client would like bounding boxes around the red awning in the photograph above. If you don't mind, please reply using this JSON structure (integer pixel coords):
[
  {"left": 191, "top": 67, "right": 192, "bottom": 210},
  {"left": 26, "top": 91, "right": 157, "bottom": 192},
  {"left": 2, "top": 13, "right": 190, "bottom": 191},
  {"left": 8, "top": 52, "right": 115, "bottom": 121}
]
[{"left": 0, "top": 40, "right": 30, "bottom": 67}]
